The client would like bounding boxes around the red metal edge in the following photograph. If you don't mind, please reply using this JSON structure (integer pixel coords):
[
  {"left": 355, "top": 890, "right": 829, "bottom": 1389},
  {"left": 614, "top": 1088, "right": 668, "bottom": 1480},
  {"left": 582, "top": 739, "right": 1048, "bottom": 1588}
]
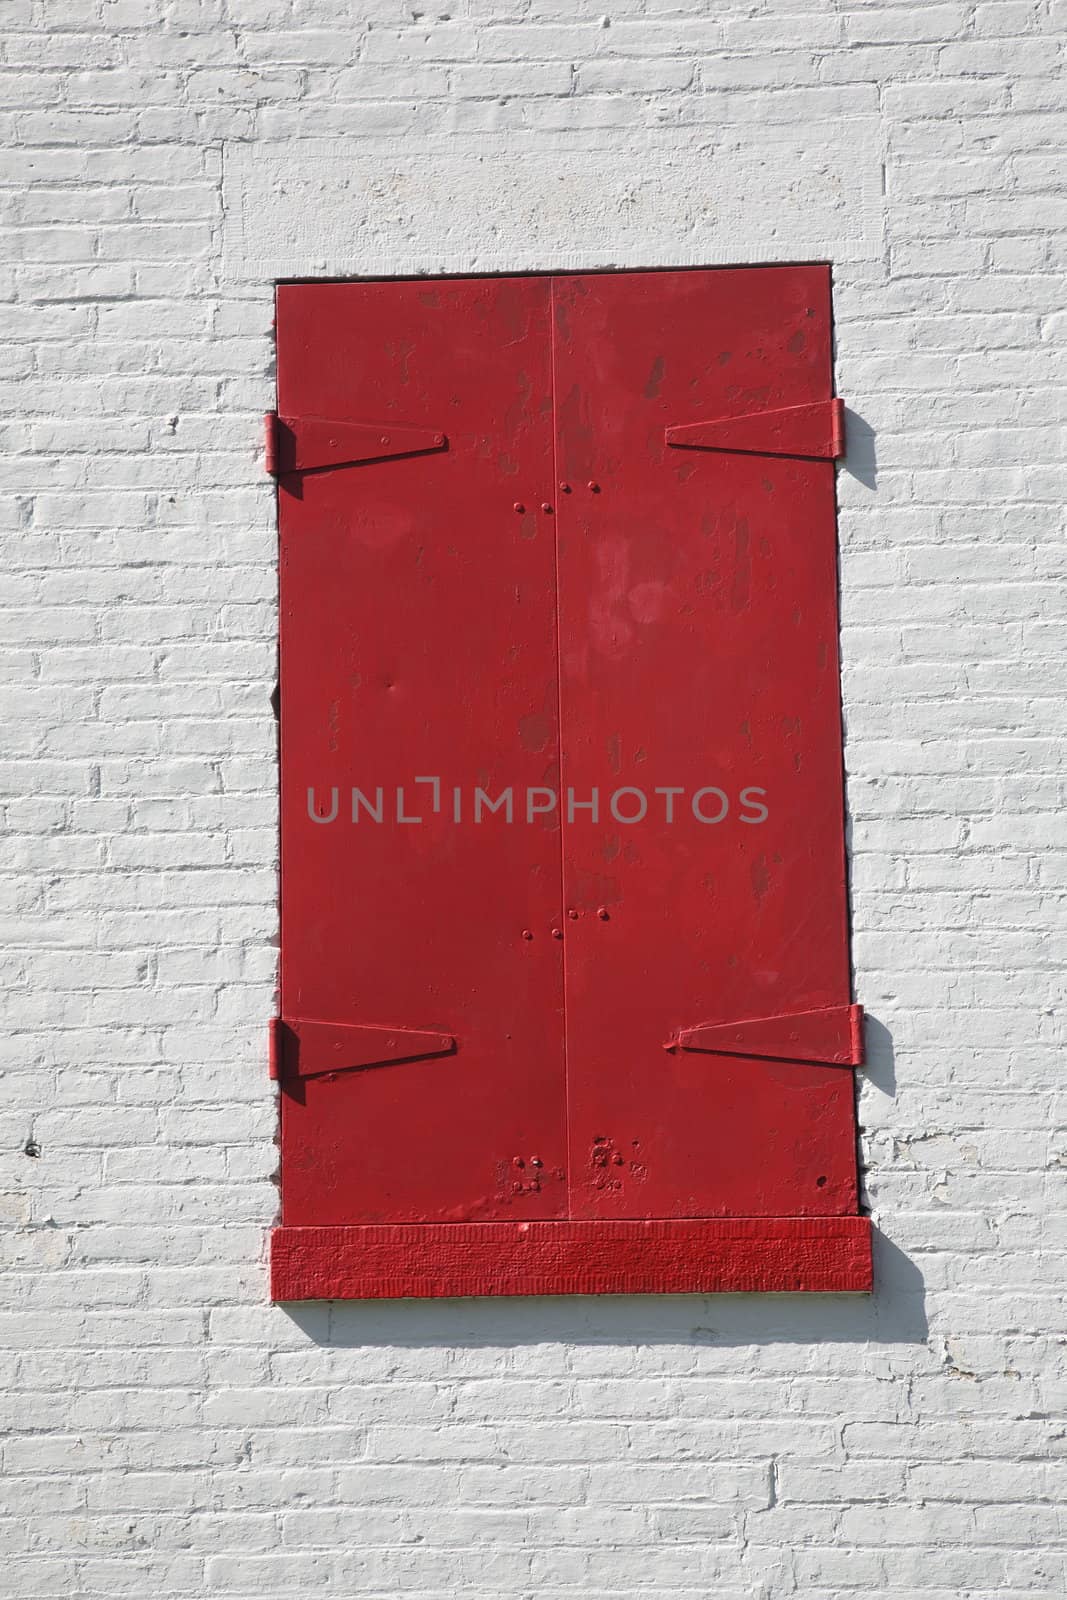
[
  {"left": 268, "top": 1016, "right": 281, "bottom": 1081},
  {"left": 270, "top": 1217, "right": 872, "bottom": 1301},
  {"left": 830, "top": 396, "right": 846, "bottom": 459}
]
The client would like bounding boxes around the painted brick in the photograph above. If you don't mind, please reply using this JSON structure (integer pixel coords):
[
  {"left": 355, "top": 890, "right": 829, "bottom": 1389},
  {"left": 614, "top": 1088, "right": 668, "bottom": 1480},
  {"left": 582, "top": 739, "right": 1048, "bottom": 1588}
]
[{"left": 2, "top": 2, "right": 1064, "bottom": 1596}]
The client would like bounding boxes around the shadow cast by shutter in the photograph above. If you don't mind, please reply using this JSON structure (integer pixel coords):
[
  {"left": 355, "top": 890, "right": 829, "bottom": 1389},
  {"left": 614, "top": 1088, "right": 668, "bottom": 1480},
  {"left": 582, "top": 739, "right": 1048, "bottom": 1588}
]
[
  {"left": 861, "top": 1012, "right": 896, "bottom": 1099},
  {"left": 840, "top": 406, "right": 877, "bottom": 490}
]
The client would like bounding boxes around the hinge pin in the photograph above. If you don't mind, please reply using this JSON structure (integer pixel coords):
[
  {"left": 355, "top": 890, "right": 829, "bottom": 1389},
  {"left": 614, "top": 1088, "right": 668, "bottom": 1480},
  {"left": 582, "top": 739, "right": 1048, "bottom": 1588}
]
[{"left": 264, "top": 411, "right": 278, "bottom": 477}]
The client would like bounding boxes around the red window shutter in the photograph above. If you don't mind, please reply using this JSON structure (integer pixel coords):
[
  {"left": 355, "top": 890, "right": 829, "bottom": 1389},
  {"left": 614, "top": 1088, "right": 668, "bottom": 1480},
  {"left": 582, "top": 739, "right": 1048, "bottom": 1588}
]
[
  {"left": 553, "top": 267, "right": 858, "bottom": 1222},
  {"left": 272, "top": 268, "right": 871, "bottom": 1299},
  {"left": 276, "top": 277, "right": 568, "bottom": 1228}
]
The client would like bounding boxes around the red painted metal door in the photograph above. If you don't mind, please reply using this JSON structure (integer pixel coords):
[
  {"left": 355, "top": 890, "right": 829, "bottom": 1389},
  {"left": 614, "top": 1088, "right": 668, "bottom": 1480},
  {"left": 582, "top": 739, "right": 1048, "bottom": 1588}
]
[
  {"left": 277, "top": 277, "right": 568, "bottom": 1225},
  {"left": 553, "top": 267, "right": 857, "bottom": 1220}
]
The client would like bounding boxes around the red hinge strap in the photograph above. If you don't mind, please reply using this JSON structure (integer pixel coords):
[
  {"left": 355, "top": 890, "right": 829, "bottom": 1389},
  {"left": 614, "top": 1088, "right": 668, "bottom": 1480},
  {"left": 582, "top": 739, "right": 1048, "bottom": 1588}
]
[
  {"left": 666, "top": 398, "right": 845, "bottom": 460},
  {"left": 266, "top": 416, "right": 447, "bottom": 475},
  {"left": 669, "top": 1003, "right": 864, "bottom": 1067},
  {"left": 273, "top": 1018, "right": 456, "bottom": 1079}
]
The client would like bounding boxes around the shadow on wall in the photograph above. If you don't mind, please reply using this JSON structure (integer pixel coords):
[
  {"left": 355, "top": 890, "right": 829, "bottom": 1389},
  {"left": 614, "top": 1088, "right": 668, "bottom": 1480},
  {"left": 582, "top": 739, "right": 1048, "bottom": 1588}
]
[
  {"left": 283, "top": 1009, "right": 921, "bottom": 1348},
  {"left": 862, "top": 1012, "right": 896, "bottom": 1099},
  {"left": 841, "top": 406, "right": 877, "bottom": 490}
]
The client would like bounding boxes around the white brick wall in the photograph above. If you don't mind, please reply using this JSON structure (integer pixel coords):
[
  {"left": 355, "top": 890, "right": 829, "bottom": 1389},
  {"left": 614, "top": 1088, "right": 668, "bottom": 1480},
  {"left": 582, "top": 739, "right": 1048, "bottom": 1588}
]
[{"left": 2, "top": 2, "right": 1065, "bottom": 1595}]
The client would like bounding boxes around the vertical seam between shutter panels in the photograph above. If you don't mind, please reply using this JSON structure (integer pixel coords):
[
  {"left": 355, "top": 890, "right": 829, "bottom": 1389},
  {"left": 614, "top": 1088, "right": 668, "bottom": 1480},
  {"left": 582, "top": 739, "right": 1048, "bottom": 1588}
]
[{"left": 548, "top": 277, "right": 573, "bottom": 1215}]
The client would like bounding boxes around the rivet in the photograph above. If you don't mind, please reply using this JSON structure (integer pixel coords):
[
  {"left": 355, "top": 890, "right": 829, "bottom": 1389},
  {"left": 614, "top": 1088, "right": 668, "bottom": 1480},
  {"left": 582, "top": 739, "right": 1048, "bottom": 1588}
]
[
  {"left": 513, "top": 1156, "right": 525, "bottom": 1169},
  {"left": 522, "top": 929, "right": 533, "bottom": 940},
  {"left": 551, "top": 927, "right": 563, "bottom": 939},
  {"left": 559, "top": 482, "right": 571, "bottom": 492},
  {"left": 380, "top": 435, "right": 390, "bottom": 445},
  {"left": 531, "top": 1157, "right": 543, "bottom": 1167},
  {"left": 597, "top": 906, "right": 610, "bottom": 920},
  {"left": 434, "top": 433, "right": 445, "bottom": 445},
  {"left": 513, "top": 502, "right": 525, "bottom": 514},
  {"left": 541, "top": 502, "right": 553, "bottom": 514},
  {"left": 588, "top": 481, "right": 600, "bottom": 493},
  {"left": 567, "top": 909, "right": 579, "bottom": 920}
]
